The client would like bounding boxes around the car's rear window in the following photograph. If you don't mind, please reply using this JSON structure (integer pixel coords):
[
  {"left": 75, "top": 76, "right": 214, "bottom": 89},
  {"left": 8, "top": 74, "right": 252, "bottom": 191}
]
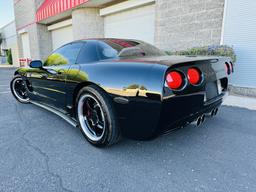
[{"left": 100, "top": 39, "right": 166, "bottom": 58}]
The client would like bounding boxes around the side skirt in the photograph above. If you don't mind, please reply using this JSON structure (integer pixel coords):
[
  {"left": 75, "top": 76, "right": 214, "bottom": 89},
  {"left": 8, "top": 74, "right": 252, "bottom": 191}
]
[{"left": 30, "top": 101, "right": 78, "bottom": 127}]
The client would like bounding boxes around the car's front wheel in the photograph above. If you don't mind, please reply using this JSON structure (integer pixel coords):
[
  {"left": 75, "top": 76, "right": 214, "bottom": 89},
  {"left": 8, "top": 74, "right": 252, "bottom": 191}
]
[
  {"left": 10, "top": 75, "right": 30, "bottom": 104},
  {"left": 76, "top": 85, "right": 120, "bottom": 147}
]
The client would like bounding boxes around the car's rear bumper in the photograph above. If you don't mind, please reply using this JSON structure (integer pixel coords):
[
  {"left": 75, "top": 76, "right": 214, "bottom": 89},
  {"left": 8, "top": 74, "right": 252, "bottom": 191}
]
[
  {"left": 157, "top": 91, "right": 227, "bottom": 135},
  {"left": 117, "top": 90, "right": 227, "bottom": 140}
]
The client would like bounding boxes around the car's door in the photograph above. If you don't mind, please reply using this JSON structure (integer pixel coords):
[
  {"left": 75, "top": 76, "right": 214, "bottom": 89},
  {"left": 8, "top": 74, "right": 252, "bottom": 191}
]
[
  {"left": 65, "top": 41, "right": 101, "bottom": 109},
  {"left": 27, "top": 42, "right": 83, "bottom": 111}
]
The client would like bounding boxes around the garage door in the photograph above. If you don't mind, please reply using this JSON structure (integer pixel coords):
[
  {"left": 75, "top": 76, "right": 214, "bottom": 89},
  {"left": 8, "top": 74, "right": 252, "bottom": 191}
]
[
  {"left": 51, "top": 25, "right": 73, "bottom": 50},
  {"left": 104, "top": 4, "right": 155, "bottom": 44},
  {"left": 222, "top": 0, "right": 256, "bottom": 88}
]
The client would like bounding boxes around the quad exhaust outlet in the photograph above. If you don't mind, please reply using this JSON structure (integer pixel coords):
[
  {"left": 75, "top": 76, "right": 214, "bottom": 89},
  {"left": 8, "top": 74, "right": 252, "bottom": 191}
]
[
  {"left": 192, "top": 114, "right": 206, "bottom": 127},
  {"left": 209, "top": 108, "right": 219, "bottom": 117},
  {"left": 192, "top": 108, "right": 218, "bottom": 127}
]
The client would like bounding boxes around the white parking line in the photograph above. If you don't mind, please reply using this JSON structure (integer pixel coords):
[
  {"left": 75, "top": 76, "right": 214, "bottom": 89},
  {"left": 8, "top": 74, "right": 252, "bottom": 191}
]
[{"left": 0, "top": 85, "right": 9, "bottom": 87}]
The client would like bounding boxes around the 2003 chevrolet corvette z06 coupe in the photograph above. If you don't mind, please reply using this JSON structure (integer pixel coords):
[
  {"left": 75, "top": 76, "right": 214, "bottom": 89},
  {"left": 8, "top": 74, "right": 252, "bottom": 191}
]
[{"left": 10, "top": 39, "right": 234, "bottom": 147}]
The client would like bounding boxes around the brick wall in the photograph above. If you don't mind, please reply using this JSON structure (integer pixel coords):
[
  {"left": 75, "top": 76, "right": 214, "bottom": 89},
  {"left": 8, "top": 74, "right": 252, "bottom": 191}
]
[{"left": 155, "top": 0, "right": 225, "bottom": 51}]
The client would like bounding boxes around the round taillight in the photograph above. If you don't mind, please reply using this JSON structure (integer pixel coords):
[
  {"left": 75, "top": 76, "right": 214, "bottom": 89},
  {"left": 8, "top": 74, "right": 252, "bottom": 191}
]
[
  {"left": 225, "top": 62, "right": 231, "bottom": 75},
  {"left": 229, "top": 62, "right": 234, "bottom": 73},
  {"left": 187, "top": 68, "right": 201, "bottom": 85},
  {"left": 166, "top": 71, "right": 183, "bottom": 90}
]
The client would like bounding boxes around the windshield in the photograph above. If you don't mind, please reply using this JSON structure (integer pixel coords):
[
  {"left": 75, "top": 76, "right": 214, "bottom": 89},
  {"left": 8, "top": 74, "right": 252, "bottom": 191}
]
[{"left": 100, "top": 39, "right": 166, "bottom": 58}]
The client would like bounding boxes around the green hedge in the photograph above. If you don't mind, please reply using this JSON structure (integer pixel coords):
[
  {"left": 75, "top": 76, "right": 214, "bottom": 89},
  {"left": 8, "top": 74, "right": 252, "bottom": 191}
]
[
  {"left": 7, "top": 49, "right": 13, "bottom": 65},
  {"left": 166, "top": 45, "right": 236, "bottom": 63}
]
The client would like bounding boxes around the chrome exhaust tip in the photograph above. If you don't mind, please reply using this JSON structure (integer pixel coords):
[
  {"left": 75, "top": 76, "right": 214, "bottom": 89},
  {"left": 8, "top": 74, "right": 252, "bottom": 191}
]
[
  {"left": 210, "top": 109, "right": 215, "bottom": 117},
  {"left": 201, "top": 114, "right": 206, "bottom": 124},
  {"left": 214, "top": 108, "right": 219, "bottom": 116},
  {"left": 192, "top": 116, "right": 202, "bottom": 127}
]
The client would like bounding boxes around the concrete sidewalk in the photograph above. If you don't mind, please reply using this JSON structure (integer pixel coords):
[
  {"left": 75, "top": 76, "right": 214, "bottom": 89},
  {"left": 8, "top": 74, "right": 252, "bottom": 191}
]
[
  {"left": 0, "top": 64, "right": 16, "bottom": 68},
  {"left": 224, "top": 94, "right": 256, "bottom": 111}
]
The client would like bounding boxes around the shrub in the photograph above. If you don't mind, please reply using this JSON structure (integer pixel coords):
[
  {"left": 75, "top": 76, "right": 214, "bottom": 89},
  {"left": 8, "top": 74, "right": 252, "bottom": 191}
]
[
  {"left": 167, "top": 45, "right": 236, "bottom": 63},
  {"left": 7, "top": 49, "right": 13, "bottom": 65}
]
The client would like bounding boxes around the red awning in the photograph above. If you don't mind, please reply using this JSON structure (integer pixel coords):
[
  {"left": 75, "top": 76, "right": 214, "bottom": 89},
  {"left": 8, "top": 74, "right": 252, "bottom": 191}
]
[{"left": 36, "top": 0, "right": 89, "bottom": 22}]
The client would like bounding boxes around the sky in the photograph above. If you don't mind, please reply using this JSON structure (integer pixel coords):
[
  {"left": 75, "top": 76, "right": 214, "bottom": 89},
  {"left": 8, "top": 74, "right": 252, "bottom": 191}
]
[{"left": 0, "top": 0, "right": 15, "bottom": 28}]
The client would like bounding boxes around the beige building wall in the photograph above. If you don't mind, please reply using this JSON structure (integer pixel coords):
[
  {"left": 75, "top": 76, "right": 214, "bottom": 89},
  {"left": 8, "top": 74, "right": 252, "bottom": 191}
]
[
  {"left": 0, "top": 21, "right": 20, "bottom": 66},
  {"left": 155, "top": 0, "right": 225, "bottom": 51},
  {"left": 14, "top": 0, "right": 51, "bottom": 63},
  {"left": 14, "top": 0, "right": 226, "bottom": 61},
  {"left": 72, "top": 8, "right": 104, "bottom": 40}
]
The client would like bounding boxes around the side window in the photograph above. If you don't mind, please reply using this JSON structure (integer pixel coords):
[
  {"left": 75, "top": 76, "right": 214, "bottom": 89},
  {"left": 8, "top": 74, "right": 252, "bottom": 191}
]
[
  {"left": 76, "top": 42, "right": 99, "bottom": 64},
  {"left": 44, "top": 43, "right": 83, "bottom": 66}
]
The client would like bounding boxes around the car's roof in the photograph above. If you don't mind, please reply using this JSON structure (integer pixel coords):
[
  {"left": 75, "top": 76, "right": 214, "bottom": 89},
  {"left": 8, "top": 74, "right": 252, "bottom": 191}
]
[{"left": 72, "top": 38, "right": 142, "bottom": 43}]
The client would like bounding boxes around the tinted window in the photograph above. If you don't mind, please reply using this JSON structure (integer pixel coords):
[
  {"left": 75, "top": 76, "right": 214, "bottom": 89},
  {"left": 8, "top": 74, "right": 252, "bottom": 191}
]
[
  {"left": 76, "top": 42, "right": 99, "bottom": 64},
  {"left": 44, "top": 43, "right": 83, "bottom": 66},
  {"left": 101, "top": 39, "right": 165, "bottom": 58}
]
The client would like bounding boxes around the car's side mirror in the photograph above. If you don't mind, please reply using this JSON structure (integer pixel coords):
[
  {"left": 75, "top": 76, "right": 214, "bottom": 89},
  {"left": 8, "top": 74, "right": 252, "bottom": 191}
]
[{"left": 30, "top": 60, "right": 43, "bottom": 68}]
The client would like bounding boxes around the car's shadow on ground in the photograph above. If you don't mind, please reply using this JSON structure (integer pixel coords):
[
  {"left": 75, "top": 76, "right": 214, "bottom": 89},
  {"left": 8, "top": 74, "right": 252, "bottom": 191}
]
[
  {"left": 102, "top": 104, "right": 256, "bottom": 157},
  {"left": 17, "top": 101, "right": 248, "bottom": 153}
]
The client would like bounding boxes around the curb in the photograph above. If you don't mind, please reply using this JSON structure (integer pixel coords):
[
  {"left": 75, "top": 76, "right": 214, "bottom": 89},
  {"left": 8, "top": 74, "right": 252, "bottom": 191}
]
[
  {"left": 224, "top": 94, "right": 256, "bottom": 111},
  {"left": 0, "top": 65, "right": 17, "bottom": 68},
  {"left": 229, "top": 85, "right": 256, "bottom": 98}
]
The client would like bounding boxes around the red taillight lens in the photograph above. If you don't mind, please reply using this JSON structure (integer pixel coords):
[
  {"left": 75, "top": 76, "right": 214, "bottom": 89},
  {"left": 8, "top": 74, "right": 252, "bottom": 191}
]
[
  {"left": 187, "top": 68, "right": 201, "bottom": 85},
  {"left": 229, "top": 62, "right": 234, "bottom": 73},
  {"left": 225, "top": 62, "right": 231, "bottom": 75},
  {"left": 166, "top": 71, "right": 183, "bottom": 90}
]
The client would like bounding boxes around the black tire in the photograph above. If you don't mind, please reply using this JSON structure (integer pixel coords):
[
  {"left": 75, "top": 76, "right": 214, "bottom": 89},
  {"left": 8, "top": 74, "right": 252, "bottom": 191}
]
[
  {"left": 10, "top": 75, "right": 30, "bottom": 104},
  {"left": 76, "top": 85, "right": 121, "bottom": 147}
]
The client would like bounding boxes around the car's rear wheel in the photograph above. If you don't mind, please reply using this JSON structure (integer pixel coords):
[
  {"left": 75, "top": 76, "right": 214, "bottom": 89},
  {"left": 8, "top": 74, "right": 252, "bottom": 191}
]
[
  {"left": 76, "top": 85, "right": 120, "bottom": 147},
  {"left": 10, "top": 75, "right": 30, "bottom": 104}
]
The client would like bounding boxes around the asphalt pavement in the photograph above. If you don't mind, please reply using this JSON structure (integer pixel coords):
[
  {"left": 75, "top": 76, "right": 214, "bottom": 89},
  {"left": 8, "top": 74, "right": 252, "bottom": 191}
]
[{"left": 1, "top": 67, "right": 256, "bottom": 192}]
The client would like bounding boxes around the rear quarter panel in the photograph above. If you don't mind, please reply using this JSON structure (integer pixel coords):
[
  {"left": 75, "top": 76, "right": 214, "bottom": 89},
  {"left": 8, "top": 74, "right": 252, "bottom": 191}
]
[{"left": 67, "top": 61, "right": 168, "bottom": 139}]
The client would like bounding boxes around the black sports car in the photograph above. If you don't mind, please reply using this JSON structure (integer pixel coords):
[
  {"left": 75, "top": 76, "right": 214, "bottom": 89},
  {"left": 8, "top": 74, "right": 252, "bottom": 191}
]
[{"left": 10, "top": 39, "right": 234, "bottom": 147}]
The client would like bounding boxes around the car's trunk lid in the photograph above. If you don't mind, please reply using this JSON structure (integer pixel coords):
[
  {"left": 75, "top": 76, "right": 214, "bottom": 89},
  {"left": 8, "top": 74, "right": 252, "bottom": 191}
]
[{"left": 116, "top": 55, "right": 221, "bottom": 67}]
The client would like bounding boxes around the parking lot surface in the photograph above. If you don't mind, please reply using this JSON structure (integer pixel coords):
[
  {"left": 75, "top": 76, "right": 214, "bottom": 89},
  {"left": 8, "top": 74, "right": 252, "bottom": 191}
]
[{"left": 1, "top": 68, "right": 256, "bottom": 192}]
